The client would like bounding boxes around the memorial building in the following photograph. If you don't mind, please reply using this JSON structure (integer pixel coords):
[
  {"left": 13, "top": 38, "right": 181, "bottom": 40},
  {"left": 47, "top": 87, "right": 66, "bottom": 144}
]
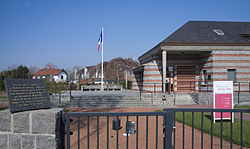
[{"left": 132, "top": 21, "right": 250, "bottom": 94}]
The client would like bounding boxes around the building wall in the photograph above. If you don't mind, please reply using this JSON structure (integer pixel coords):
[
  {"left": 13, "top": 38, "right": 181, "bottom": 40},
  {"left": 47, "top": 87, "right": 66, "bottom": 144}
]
[
  {"left": 132, "top": 52, "right": 207, "bottom": 93},
  {"left": 168, "top": 53, "right": 208, "bottom": 92},
  {"left": 133, "top": 50, "right": 250, "bottom": 93},
  {"left": 132, "top": 55, "right": 162, "bottom": 93},
  {"left": 210, "top": 50, "right": 250, "bottom": 92},
  {"left": 53, "top": 71, "right": 68, "bottom": 83}
]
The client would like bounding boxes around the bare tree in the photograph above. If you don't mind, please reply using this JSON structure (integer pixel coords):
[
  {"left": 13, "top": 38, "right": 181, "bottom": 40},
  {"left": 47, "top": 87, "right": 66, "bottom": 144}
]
[
  {"left": 45, "top": 63, "right": 57, "bottom": 69},
  {"left": 28, "top": 65, "right": 39, "bottom": 78}
]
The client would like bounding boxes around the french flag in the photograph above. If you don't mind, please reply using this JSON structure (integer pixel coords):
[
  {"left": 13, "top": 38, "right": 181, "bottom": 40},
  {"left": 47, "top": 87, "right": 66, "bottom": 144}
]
[{"left": 97, "top": 30, "right": 102, "bottom": 52}]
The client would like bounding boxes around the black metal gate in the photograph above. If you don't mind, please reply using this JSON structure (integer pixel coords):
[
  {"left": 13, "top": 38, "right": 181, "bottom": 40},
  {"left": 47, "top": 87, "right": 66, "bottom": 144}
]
[
  {"left": 64, "top": 108, "right": 250, "bottom": 149},
  {"left": 164, "top": 108, "right": 250, "bottom": 149},
  {"left": 65, "top": 112, "right": 173, "bottom": 149}
]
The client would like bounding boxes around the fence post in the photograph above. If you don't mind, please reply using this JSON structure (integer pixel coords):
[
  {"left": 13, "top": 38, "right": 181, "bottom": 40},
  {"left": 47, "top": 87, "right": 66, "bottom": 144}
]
[
  {"left": 69, "top": 82, "right": 72, "bottom": 102},
  {"left": 249, "top": 82, "right": 250, "bottom": 93},
  {"left": 140, "top": 83, "right": 142, "bottom": 101},
  {"left": 163, "top": 112, "right": 173, "bottom": 149},
  {"left": 194, "top": 81, "right": 196, "bottom": 92},
  {"left": 59, "top": 92, "right": 61, "bottom": 105},
  {"left": 207, "top": 83, "right": 208, "bottom": 93},
  {"left": 189, "top": 82, "right": 191, "bottom": 92},
  {"left": 55, "top": 83, "right": 58, "bottom": 95},
  {"left": 238, "top": 82, "right": 240, "bottom": 105},
  {"left": 151, "top": 92, "right": 153, "bottom": 104},
  {"left": 154, "top": 83, "right": 156, "bottom": 95},
  {"left": 199, "top": 81, "right": 201, "bottom": 92}
]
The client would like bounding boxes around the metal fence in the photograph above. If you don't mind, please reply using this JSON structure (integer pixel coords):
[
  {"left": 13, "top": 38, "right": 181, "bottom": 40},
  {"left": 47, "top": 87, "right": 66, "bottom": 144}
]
[
  {"left": 164, "top": 108, "right": 250, "bottom": 149},
  {"left": 139, "top": 81, "right": 250, "bottom": 94},
  {"left": 46, "top": 82, "right": 76, "bottom": 95},
  {"left": 64, "top": 108, "right": 250, "bottom": 149},
  {"left": 65, "top": 111, "right": 173, "bottom": 149},
  {"left": 46, "top": 82, "right": 76, "bottom": 103}
]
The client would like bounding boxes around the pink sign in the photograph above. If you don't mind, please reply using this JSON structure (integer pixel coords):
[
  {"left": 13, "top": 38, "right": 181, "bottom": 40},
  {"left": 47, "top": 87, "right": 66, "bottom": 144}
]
[
  {"left": 214, "top": 94, "right": 232, "bottom": 119},
  {"left": 213, "top": 81, "right": 234, "bottom": 122}
]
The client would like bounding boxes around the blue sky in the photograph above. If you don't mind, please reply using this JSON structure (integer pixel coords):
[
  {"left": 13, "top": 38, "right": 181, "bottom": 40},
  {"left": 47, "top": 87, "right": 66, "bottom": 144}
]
[{"left": 1, "top": 0, "right": 250, "bottom": 71}]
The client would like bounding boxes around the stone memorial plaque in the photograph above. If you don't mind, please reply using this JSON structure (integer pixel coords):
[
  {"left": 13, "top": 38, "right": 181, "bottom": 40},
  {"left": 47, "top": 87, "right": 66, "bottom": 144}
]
[{"left": 5, "top": 79, "right": 51, "bottom": 113}]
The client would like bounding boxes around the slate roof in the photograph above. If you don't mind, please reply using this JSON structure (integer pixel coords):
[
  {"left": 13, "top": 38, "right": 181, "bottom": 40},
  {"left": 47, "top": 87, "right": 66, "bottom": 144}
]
[
  {"left": 33, "top": 68, "right": 64, "bottom": 76},
  {"left": 163, "top": 21, "right": 250, "bottom": 44}
]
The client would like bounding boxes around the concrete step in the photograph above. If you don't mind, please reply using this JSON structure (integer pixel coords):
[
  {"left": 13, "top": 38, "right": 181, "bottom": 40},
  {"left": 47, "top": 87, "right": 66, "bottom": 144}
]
[
  {"left": 237, "top": 102, "right": 250, "bottom": 106},
  {"left": 174, "top": 93, "right": 196, "bottom": 105},
  {"left": 70, "top": 99, "right": 146, "bottom": 103},
  {"left": 50, "top": 92, "right": 175, "bottom": 108},
  {"left": 69, "top": 101, "right": 152, "bottom": 105},
  {"left": 60, "top": 103, "right": 166, "bottom": 108}
]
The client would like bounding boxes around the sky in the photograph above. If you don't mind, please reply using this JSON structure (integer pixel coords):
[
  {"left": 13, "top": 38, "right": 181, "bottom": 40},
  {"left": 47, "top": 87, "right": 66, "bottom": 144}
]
[{"left": 1, "top": 0, "right": 250, "bottom": 72}]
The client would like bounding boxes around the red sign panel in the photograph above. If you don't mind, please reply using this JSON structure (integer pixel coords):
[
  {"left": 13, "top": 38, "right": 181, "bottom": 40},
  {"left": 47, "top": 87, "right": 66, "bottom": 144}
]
[
  {"left": 213, "top": 81, "right": 234, "bottom": 122},
  {"left": 214, "top": 94, "right": 232, "bottom": 119}
]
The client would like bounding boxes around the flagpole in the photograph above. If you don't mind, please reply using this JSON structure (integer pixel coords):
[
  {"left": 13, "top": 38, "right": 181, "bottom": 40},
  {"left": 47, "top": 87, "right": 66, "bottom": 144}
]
[{"left": 101, "top": 27, "right": 104, "bottom": 91}]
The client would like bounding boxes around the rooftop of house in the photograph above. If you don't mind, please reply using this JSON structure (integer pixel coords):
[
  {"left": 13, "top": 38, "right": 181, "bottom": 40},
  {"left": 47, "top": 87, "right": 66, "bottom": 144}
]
[
  {"left": 33, "top": 66, "right": 64, "bottom": 76},
  {"left": 138, "top": 21, "right": 250, "bottom": 61},
  {"left": 163, "top": 21, "right": 250, "bottom": 44}
]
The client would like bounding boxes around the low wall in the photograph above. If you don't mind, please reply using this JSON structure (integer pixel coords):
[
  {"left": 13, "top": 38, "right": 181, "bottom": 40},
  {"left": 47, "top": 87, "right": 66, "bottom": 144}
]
[
  {"left": 188, "top": 92, "right": 250, "bottom": 105},
  {"left": 0, "top": 108, "right": 64, "bottom": 149},
  {"left": 81, "top": 84, "right": 123, "bottom": 91}
]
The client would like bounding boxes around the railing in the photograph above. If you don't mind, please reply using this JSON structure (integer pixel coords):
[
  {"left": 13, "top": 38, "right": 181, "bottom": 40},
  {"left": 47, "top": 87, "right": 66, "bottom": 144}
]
[
  {"left": 197, "top": 81, "right": 250, "bottom": 93},
  {"left": 164, "top": 108, "right": 250, "bottom": 149},
  {"left": 138, "top": 83, "right": 169, "bottom": 102},
  {"left": 65, "top": 108, "right": 250, "bottom": 149},
  {"left": 46, "top": 82, "right": 75, "bottom": 103},
  {"left": 65, "top": 111, "right": 173, "bottom": 149},
  {"left": 138, "top": 82, "right": 169, "bottom": 94},
  {"left": 138, "top": 81, "right": 250, "bottom": 93}
]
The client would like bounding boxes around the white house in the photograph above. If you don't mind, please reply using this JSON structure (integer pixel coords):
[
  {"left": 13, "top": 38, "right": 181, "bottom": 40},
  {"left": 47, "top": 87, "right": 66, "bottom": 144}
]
[{"left": 33, "top": 65, "right": 68, "bottom": 83}]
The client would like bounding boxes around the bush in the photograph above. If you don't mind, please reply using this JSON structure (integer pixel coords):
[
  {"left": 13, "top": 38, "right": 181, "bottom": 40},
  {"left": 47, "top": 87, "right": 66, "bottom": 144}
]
[
  {"left": 46, "top": 81, "right": 67, "bottom": 94},
  {"left": 0, "top": 65, "right": 30, "bottom": 91},
  {"left": 0, "top": 74, "right": 5, "bottom": 91},
  {"left": 120, "top": 81, "right": 132, "bottom": 89},
  {"left": 46, "top": 81, "right": 77, "bottom": 94}
]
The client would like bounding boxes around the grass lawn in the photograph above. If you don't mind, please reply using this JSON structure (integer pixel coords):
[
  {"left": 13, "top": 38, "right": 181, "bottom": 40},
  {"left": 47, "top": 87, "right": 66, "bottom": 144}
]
[
  {"left": 175, "top": 112, "right": 250, "bottom": 147},
  {"left": 235, "top": 105, "right": 250, "bottom": 113},
  {"left": 0, "top": 96, "right": 7, "bottom": 99},
  {"left": 235, "top": 105, "right": 250, "bottom": 109}
]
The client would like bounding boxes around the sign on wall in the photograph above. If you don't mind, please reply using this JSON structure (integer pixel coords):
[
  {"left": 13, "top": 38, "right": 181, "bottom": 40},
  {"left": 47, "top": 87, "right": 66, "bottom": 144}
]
[
  {"left": 5, "top": 79, "right": 51, "bottom": 113},
  {"left": 213, "top": 81, "right": 234, "bottom": 123}
]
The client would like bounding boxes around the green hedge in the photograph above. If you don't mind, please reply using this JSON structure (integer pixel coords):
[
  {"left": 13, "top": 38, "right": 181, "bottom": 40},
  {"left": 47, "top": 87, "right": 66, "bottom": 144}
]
[
  {"left": 120, "top": 81, "right": 132, "bottom": 89},
  {"left": 46, "top": 81, "right": 68, "bottom": 94}
]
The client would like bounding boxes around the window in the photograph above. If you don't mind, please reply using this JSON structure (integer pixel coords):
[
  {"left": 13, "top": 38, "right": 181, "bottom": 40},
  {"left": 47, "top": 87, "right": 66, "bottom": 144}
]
[
  {"left": 61, "top": 76, "right": 63, "bottom": 80},
  {"left": 213, "top": 29, "right": 224, "bottom": 35},
  {"left": 37, "top": 76, "right": 40, "bottom": 79},
  {"left": 32, "top": 76, "right": 36, "bottom": 79},
  {"left": 203, "top": 70, "right": 207, "bottom": 84},
  {"left": 42, "top": 76, "right": 45, "bottom": 79},
  {"left": 227, "top": 69, "right": 236, "bottom": 81},
  {"left": 208, "top": 75, "right": 212, "bottom": 80}
]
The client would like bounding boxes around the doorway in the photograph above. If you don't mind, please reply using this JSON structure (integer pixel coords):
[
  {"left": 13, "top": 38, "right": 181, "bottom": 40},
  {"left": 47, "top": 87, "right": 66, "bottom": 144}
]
[{"left": 176, "top": 65, "right": 196, "bottom": 92}]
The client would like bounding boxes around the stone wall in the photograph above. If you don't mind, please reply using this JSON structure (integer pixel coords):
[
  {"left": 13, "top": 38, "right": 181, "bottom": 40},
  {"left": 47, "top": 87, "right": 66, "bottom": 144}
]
[
  {"left": 0, "top": 108, "right": 64, "bottom": 149},
  {"left": 188, "top": 92, "right": 250, "bottom": 105}
]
